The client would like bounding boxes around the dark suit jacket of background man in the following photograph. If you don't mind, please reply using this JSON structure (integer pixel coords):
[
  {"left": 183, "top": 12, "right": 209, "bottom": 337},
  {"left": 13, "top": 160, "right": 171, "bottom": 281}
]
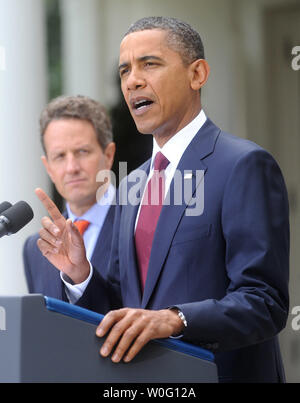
[
  {"left": 77, "top": 118, "right": 289, "bottom": 383},
  {"left": 23, "top": 205, "right": 116, "bottom": 301}
]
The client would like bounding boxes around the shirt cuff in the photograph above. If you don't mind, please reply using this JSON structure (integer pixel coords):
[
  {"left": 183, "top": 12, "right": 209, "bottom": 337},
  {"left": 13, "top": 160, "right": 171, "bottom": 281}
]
[{"left": 60, "top": 261, "right": 93, "bottom": 304}]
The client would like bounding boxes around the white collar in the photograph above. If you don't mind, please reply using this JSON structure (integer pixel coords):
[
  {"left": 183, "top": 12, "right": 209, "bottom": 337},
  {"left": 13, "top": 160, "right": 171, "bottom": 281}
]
[
  {"left": 151, "top": 109, "right": 207, "bottom": 170},
  {"left": 66, "top": 184, "right": 115, "bottom": 226}
]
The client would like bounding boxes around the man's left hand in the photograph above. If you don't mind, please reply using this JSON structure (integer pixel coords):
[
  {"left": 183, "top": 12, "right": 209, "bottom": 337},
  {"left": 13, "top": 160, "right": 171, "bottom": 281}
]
[{"left": 96, "top": 308, "right": 184, "bottom": 363}]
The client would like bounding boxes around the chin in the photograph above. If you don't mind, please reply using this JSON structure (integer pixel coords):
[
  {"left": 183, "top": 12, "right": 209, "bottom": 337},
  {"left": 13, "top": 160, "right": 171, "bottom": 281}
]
[
  {"left": 135, "top": 123, "right": 156, "bottom": 135},
  {"left": 67, "top": 190, "right": 87, "bottom": 202}
]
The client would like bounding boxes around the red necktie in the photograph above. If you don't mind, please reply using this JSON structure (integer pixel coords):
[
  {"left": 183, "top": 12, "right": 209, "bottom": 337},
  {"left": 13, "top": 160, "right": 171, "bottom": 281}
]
[
  {"left": 74, "top": 220, "right": 90, "bottom": 236},
  {"left": 135, "top": 152, "right": 170, "bottom": 291}
]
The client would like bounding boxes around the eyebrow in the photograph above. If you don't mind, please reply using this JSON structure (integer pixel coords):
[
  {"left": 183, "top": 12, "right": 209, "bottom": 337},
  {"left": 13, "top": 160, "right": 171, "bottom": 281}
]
[
  {"left": 118, "top": 55, "right": 164, "bottom": 71},
  {"left": 49, "top": 144, "right": 92, "bottom": 155}
]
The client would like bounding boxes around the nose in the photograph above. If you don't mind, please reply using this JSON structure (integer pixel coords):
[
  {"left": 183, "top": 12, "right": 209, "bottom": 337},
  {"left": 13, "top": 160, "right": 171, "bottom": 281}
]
[
  {"left": 65, "top": 154, "right": 80, "bottom": 174},
  {"left": 126, "top": 67, "right": 146, "bottom": 91}
]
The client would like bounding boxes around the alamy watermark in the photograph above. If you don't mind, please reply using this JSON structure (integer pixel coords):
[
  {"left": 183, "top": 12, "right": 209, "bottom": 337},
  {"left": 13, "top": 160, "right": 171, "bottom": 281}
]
[
  {"left": 96, "top": 164, "right": 205, "bottom": 217},
  {"left": 291, "top": 306, "right": 300, "bottom": 331},
  {"left": 291, "top": 46, "right": 300, "bottom": 71},
  {"left": 0, "top": 46, "right": 6, "bottom": 71}
]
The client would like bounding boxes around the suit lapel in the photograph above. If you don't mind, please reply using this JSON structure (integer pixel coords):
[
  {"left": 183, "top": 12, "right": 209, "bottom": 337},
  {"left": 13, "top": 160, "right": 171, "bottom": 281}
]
[{"left": 141, "top": 119, "right": 221, "bottom": 307}]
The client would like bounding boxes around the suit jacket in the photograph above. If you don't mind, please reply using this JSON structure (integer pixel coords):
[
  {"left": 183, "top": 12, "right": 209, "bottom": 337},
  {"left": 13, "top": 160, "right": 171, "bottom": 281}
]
[
  {"left": 78, "top": 118, "right": 289, "bottom": 382},
  {"left": 23, "top": 204, "right": 115, "bottom": 301}
]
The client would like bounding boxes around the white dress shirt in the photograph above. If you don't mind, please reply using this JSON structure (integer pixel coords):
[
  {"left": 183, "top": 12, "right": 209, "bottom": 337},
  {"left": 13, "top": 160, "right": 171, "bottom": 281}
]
[{"left": 135, "top": 109, "right": 207, "bottom": 228}]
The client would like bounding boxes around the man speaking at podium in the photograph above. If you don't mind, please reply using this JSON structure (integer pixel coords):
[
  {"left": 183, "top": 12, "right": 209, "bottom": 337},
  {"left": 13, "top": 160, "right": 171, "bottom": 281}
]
[
  {"left": 23, "top": 95, "right": 116, "bottom": 301},
  {"left": 35, "top": 17, "right": 289, "bottom": 382}
]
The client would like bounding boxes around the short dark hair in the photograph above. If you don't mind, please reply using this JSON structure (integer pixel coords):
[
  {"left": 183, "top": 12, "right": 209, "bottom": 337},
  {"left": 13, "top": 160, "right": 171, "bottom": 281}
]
[
  {"left": 124, "top": 16, "right": 205, "bottom": 65},
  {"left": 40, "top": 95, "right": 113, "bottom": 153}
]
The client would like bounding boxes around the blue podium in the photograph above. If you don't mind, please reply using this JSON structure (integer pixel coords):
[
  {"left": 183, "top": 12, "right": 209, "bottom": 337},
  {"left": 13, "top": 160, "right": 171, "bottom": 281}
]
[{"left": 0, "top": 295, "right": 218, "bottom": 383}]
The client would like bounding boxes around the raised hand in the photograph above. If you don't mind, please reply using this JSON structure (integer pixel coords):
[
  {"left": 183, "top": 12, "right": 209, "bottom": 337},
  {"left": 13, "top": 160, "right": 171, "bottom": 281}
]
[{"left": 35, "top": 188, "right": 90, "bottom": 284}]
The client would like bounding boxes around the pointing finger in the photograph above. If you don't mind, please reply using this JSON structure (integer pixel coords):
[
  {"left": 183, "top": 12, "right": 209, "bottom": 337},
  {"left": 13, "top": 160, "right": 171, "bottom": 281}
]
[{"left": 35, "top": 188, "right": 65, "bottom": 228}]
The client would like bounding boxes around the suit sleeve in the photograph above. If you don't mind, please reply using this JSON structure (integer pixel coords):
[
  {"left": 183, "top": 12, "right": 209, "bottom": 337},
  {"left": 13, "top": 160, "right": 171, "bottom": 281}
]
[{"left": 176, "top": 149, "right": 290, "bottom": 351}]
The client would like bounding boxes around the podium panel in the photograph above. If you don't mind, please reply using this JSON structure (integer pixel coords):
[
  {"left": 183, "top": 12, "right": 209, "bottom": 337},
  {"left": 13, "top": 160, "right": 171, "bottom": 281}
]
[{"left": 0, "top": 295, "right": 218, "bottom": 383}]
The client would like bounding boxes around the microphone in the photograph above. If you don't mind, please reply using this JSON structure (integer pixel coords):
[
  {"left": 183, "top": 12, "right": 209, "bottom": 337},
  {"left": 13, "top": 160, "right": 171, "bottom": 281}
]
[
  {"left": 0, "top": 201, "right": 12, "bottom": 214},
  {"left": 0, "top": 201, "right": 34, "bottom": 238}
]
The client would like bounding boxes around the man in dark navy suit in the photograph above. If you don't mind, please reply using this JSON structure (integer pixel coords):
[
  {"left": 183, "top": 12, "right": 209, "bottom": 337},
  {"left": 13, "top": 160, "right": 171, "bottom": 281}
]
[
  {"left": 35, "top": 18, "right": 289, "bottom": 382},
  {"left": 23, "top": 95, "right": 116, "bottom": 302}
]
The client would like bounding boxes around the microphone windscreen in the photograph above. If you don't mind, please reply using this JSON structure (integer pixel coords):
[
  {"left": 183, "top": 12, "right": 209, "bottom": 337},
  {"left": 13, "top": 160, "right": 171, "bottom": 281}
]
[
  {"left": 0, "top": 201, "right": 12, "bottom": 214},
  {"left": 3, "top": 201, "right": 34, "bottom": 234}
]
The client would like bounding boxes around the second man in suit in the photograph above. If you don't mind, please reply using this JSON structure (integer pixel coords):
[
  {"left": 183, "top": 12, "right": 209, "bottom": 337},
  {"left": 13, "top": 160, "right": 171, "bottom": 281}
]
[{"left": 23, "top": 95, "right": 116, "bottom": 302}]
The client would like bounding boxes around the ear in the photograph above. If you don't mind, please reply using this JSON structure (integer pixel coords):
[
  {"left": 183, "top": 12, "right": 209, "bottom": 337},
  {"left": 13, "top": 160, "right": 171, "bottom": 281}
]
[
  {"left": 103, "top": 142, "right": 116, "bottom": 170},
  {"left": 41, "top": 155, "right": 55, "bottom": 183},
  {"left": 189, "top": 59, "right": 210, "bottom": 91}
]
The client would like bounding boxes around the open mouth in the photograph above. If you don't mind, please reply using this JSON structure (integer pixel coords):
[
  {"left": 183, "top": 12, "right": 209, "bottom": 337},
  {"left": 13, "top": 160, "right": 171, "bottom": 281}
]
[
  {"left": 131, "top": 98, "right": 154, "bottom": 115},
  {"left": 134, "top": 99, "right": 153, "bottom": 110}
]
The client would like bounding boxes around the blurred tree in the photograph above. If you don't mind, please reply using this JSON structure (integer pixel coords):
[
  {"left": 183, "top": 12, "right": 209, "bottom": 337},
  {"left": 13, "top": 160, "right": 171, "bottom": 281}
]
[
  {"left": 46, "top": 0, "right": 63, "bottom": 100},
  {"left": 46, "top": 0, "right": 64, "bottom": 210}
]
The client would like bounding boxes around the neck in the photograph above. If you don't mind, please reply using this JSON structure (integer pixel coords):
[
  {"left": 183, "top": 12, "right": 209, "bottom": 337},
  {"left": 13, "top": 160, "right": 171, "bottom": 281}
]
[
  {"left": 68, "top": 199, "right": 95, "bottom": 217},
  {"left": 153, "top": 102, "right": 202, "bottom": 148}
]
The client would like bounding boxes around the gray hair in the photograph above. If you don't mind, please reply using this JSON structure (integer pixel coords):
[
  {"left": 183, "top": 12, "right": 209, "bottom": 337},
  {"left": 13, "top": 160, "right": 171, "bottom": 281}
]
[
  {"left": 40, "top": 95, "right": 113, "bottom": 153},
  {"left": 124, "top": 16, "right": 205, "bottom": 65}
]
